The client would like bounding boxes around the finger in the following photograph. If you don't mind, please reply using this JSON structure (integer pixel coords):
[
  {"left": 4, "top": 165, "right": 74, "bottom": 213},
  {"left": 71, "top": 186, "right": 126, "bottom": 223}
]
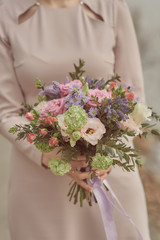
[
  {"left": 70, "top": 160, "right": 88, "bottom": 169},
  {"left": 94, "top": 169, "right": 106, "bottom": 176},
  {"left": 75, "top": 171, "right": 92, "bottom": 180},
  {"left": 67, "top": 171, "right": 92, "bottom": 192},
  {"left": 78, "top": 180, "right": 93, "bottom": 192},
  {"left": 94, "top": 166, "right": 112, "bottom": 176},
  {"left": 100, "top": 173, "right": 107, "bottom": 181},
  {"left": 76, "top": 155, "right": 87, "bottom": 161}
]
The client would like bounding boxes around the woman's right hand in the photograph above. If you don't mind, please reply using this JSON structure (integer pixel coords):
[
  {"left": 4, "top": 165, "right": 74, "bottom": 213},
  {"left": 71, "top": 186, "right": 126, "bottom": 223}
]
[
  {"left": 67, "top": 155, "right": 93, "bottom": 193},
  {"left": 42, "top": 148, "right": 93, "bottom": 192}
]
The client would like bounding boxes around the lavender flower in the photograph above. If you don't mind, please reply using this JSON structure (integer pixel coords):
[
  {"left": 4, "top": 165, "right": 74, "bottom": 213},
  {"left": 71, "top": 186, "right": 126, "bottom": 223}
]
[
  {"left": 95, "top": 78, "right": 105, "bottom": 89},
  {"left": 84, "top": 77, "right": 92, "bottom": 88},
  {"left": 39, "top": 81, "right": 60, "bottom": 99},
  {"left": 84, "top": 77, "right": 105, "bottom": 90}
]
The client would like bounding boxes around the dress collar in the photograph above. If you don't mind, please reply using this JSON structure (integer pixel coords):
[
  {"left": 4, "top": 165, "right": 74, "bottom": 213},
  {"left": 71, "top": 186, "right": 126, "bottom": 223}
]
[{"left": 6, "top": 0, "right": 105, "bottom": 23}]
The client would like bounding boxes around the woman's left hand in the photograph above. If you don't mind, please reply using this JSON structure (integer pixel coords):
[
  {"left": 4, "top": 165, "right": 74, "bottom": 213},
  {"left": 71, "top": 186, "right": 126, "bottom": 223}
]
[{"left": 93, "top": 165, "right": 112, "bottom": 180}]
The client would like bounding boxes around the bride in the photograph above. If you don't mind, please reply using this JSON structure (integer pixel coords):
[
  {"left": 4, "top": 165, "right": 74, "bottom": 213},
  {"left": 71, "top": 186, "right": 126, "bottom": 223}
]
[{"left": 0, "top": 0, "right": 151, "bottom": 239}]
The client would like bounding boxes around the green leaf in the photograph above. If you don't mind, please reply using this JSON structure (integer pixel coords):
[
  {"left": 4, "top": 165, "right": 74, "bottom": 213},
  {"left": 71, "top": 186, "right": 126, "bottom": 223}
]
[
  {"left": 127, "top": 131, "right": 136, "bottom": 136},
  {"left": 116, "top": 150, "right": 123, "bottom": 160},
  {"left": 123, "top": 135, "right": 129, "bottom": 142},
  {"left": 141, "top": 123, "right": 150, "bottom": 128},
  {"left": 35, "top": 77, "right": 45, "bottom": 90},
  {"left": 151, "top": 129, "right": 160, "bottom": 136},
  {"left": 123, "top": 153, "right": 130, "bottom": 162},
  {"left": 9, "top": 126, "right": 18, "bottom": 134}
]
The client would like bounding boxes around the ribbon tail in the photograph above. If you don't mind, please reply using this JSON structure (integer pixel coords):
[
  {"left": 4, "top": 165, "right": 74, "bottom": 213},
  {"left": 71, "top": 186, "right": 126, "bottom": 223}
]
[
  {"left": 92, "top": 178, "right": 118, "bottom": 240},
  {"left": 103, "top": 179, "right": 143, "bottom": 240}
]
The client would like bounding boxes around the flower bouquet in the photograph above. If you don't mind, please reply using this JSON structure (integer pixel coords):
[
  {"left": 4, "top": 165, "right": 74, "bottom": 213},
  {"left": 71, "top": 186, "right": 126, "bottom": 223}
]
[{"left": 9, "top": 59, "right": 160, "bottom": 208}]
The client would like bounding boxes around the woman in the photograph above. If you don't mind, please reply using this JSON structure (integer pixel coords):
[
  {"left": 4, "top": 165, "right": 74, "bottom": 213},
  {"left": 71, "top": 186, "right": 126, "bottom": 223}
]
[{"left": 0, "top": 0, "right": 151, "bottom": 239}]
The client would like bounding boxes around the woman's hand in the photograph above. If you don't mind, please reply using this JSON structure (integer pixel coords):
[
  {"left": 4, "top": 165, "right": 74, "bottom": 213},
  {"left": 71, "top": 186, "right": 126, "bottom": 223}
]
[
  {"left": 92, "top": 165, "right": 112, "bottom": 180},
  {"left": 42, "top": 149, "right": 112, "bottom": 192},
  {"left": 42, "top": 150, "right": 93, "bottom": 192}
]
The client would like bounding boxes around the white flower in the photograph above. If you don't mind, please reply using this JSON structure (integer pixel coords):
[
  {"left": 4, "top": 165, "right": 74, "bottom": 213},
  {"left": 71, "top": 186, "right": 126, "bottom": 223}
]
[
  {"left": 81, "top": 118, "right": 106, "bottom": 145},
  {"left": 131, "top": 102, "right": 152, "bottom": 123},
  {"left": 57, "top": 114, "right": 70, "bottom": 141},
  {"left": 120, "top": 115, "right": 142, "bottom": 135},
  {"left": 34, "top": 101, "right": 47, "bottom": 113}
]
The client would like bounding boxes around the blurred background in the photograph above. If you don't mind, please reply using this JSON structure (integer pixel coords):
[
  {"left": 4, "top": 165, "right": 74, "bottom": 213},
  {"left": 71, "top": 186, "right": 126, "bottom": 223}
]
[{"left": 0, "top": 0, "right": 160, "bottom": 239}]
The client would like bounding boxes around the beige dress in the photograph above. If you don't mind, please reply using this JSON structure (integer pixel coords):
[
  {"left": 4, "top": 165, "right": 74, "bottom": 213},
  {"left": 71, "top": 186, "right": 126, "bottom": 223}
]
[{"left": 0, "top": 0, "right": 151, "bottom": 239}]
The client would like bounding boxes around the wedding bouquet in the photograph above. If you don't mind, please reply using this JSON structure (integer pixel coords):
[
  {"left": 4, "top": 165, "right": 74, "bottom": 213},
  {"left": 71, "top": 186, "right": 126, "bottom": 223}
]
[{"left": 9, "top": 59, "right": 160, "bottom": 207}]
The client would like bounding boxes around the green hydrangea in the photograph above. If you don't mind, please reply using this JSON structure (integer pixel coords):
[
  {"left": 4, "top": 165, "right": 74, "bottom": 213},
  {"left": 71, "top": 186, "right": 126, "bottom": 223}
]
[
  {"left": 64, "top": 105, "right": 88, "bottom": 131},
  {"left": 72, "top": 131, "right": 81, "bottom": 141},
  {"left": 35, "top": 143, "right": 54, "bottom": 152},
  {"left": 48, "top": 158, "right": 71, "bottom": 176},
  {"left": 92, "top": 153, "right": 113, "bottom": 170},
  {"left": 70, "top": 131, "right": 81, "bottom": 147}
]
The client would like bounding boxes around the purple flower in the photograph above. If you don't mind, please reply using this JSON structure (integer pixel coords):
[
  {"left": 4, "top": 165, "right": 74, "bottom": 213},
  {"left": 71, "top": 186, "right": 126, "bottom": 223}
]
[
  {"left": 89, "top": 107, "right": 98, "bottom": 118},
  {"left": 65, "top": 101, "right": 73, "bottom": 109},
  {"left": 117, "top": 110, "right": 129, "bottom": 121},
  {"left": 39, "top": 81, "right": 60, "bottom": 99},
  {"left": 82, "top": 95, "right": 90, "bottom": 104},
  {"left": 70, "top": 95, "right": 81, "bottom": 105},
  {"left": 95, "top": 78, "right": 105, "bottom": 89},
  {"left": 85, "top": 77, "right": 92, "bottom": 87},
  {"left": 69, "top": 84, "right": 81, "bottom": 93},
  {"left": 116, "top": 121, "right": 121, "bottom": 129}
]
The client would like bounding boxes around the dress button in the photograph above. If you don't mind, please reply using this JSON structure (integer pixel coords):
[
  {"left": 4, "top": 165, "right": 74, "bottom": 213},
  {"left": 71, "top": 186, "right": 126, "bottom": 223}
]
[{"left": 80, "top": 1, "right": 84, "bottom": 5}]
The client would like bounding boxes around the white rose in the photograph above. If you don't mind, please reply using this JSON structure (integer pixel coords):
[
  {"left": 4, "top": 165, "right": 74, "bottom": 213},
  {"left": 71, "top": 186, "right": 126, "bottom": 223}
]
[
  {"left": 57, "top": 114, "right": 70, "bottom": 141},
  {"left": 131, "top": 102, "right": 152, "bottom": 123}
]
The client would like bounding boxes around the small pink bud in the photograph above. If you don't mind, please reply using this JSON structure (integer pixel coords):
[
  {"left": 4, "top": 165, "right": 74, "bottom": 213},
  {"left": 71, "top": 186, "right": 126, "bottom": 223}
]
[
  {"left": 39, "top": 129, "right": 47, "bottom": 135},
  {"left": 52, "top": 117, "right": 58, "bottom": 122},
  {"left": 125, "top": 92, "right": 135, "bottom": 100},
  {"left": 25, "top": 112, "right": 34, "bottom": 120},
  {"left": 26, "top": 133, "right": 37, "bottom": 143},
  {"left": 45, "top": 116, "right": 55, "bottom": 125},
  {"left": 49, "top": 137, "right": 58, "bottom": 147},
  {"left": 110, "top": 82, "right": 116, "bottom": 89}
]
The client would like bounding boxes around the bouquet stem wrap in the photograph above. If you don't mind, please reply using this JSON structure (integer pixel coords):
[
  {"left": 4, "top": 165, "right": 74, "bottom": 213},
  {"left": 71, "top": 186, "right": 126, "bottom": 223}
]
[{"left": 88, "top": 177, "right": 143, "bottom": 240}]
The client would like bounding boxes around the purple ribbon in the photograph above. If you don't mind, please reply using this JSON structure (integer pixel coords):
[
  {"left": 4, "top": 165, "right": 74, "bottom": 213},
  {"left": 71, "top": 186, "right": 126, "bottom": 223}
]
[{"left": 88, "top": 177, "right": 143, "bottom": 240}]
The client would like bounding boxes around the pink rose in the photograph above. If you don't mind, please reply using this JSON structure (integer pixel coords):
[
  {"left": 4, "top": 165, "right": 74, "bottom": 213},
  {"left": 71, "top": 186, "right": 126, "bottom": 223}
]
[
  {"left": 40, "top": 98, "right": 65, "bottom": 118},
  {"left": 125, "top": 92, "right": 135, "bottom": 101},
  {"left": 25, "top": 112, "right": 34, "bottom": 120},
  {"left": 81, "top": 118, "right": 106, "bottom": 145},
  {"left": 87, "top": 89, "right": 112, "bottom": 107},
  {"left": 60, "top": 80, "right": 82, "bottom": 97},
  {"left": 110, "top": 82, "right": 117, "bottom": 89},
  {"left": 26, "top": 133, "right": 37, "bottom": 143},
  {"left": 39, "top": 129, "right": 47, "bottom": 135},
  {"left": 49, "top": 137, "right": 58, "bottom": 147}
]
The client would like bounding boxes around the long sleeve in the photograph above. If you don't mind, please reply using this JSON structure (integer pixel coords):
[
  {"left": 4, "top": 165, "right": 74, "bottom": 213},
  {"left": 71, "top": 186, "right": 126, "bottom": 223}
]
[
  {"left": 0, "top": 35, "right": 43, "bottom": 167},
  {"left": 113, "top": 0, "right": 145, "bottom": 102}
]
